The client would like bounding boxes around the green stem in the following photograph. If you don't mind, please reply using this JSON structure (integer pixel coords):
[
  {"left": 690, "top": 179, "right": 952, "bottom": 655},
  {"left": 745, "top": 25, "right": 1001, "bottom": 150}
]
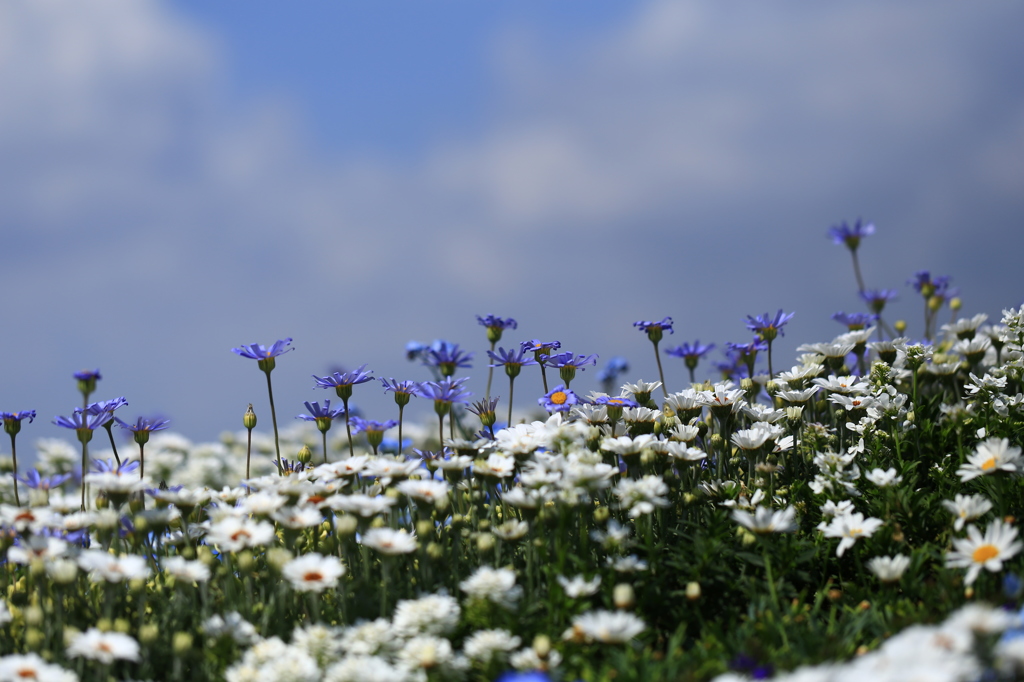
[
  {"left": 10, "top": 434, "right": 19, "bottom": 507},
  {"left": 264, "top": 369, "right": 282, "bottom": 473},
  {"left": 653, "top": 341, "right": 668, "bottom": 397}
]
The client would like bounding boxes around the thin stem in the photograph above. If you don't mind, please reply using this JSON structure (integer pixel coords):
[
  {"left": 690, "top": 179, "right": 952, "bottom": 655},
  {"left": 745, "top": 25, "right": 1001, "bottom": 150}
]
[
  {"left": 850, "top": 250, "right": 866, "bottom": 293},
  {"left": 397, "top": 404, "right": 405, "bottom": 455},
  {"left": 539, "top": 364, "right": 549, "bottom": 394},
  {"left": 139, "top": 442, "right": 145, "bottom": 480},
  {"left": 10, "top": 434, "right": 19, "bottom": 507},
  {"left": 438, "top": 413, "right": 445, "bottom": 449},
  {"left": 653, "top": 342, "right": 668, "bottom": 397},
  {"left": 507, "top": 376, "right": 516, "bottom": 428},
  {"left": 80, "top": 440, "right": 89, "bottom": 511},
  {"left": 246, "top": 427, "right": 253, "bottom": 482},
  {"left": 485, "top": 341, "right": 496, "bottom": 399},
  {"left": 264, "top": 370, "right": 282, "bottom": 473},
  {"left": 343, "top": 397, "right": 354, "bottom": 458},
  {"left": 103, "top": 423, "right": 121, "bottom": 467},
  {"left": 322, "top": 430, "right": 329, "bottom": 465},
  {"left": 767, "top": 341, "right": 775, "bottom": 381}
]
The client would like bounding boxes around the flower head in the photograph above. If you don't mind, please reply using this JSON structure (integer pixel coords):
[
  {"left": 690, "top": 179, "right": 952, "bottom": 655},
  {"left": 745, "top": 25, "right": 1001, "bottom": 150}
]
[
  {"left": 477, "top": 314, "right": 518, "bottom": 343},
  {"left": 416, "top": 377, "right": 472, "bottom": 407},
  {"left": 313, "top": 365, "right": 374, "bottom": 400},
  {"left": 860, "top": 288, "right": 899, "bottom": 314},
  {"left": 380, "top": 378, "right": 419, "bottom": 407},
  {"left": 423, "top": 341, "right": 474, "bottom": 377},
  {"left": 946, "top": 519, "right": 1023, "bottom": 585},
  {"left": 1, "top": 410, "right": 35, "bottom": 437},
  {"left": 664, "top": 341, "right": 715, "bottom": 369},
  {"left": 828, "top": 218, "right": 875, "bottom": 251},
  {"left": 295, "top": 400, "right": 345, "bottom": 433},
  {"left": 283, "top": 552, "right": 346, "bottom": 592},
  {"left": 831, "top": 311, "right": 878, "bottom": 331},
  {"left": 232, "top": 339, "right": 293, "bottom": 372},
  {"left": 745, "top": 310, "right": 795, "bottom": 342},
  {"left": 488, "top": 346, "right": 538, "bottom": 378},
  {"left": 596, "top": 356, "right": 630, "bottom": 389},
  {"left": 540, "top": 385, "right": 579, "bottom": 413},
  {"left": 634, "top": 317, "right": 673, "bottom": 344},
  {"left": 67, "top": 628, "right": 141, "bottom": 664},
  {"left": 53, "top": 410, "right": 112, "bottom": 434}
]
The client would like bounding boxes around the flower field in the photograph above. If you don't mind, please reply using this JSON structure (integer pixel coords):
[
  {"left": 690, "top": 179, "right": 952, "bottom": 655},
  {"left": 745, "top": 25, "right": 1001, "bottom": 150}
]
[{"left": 2, "top": 224, "right": 1024, "bottom": 681}]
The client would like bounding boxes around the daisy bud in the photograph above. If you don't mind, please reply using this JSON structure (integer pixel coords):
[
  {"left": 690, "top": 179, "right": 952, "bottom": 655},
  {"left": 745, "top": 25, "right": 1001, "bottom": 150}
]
[
  {"left": 24, "top": 628, "right": 43, "bottom": 649},
  {"left": 243, "top": 404, "right": 257, "bottom": 430},
  {"left": 594, "top": 506, "right": 610, "bottom": 524},
  {"left": 685, "top": 582, "right": 701, "bottom": 601},
  {"left": 236, "top": 551, "right": 255, "bottom": 572},
  {"left": 613, "top": 583, "right": 635, "bottom": 610},
  {"left": 198, "top": 546, "right": 216, "bottom": 566},
  {"left": 533, "top": 634, "right": 552, "bottom": 659},
  {"left": 173, "top": 632, "right": 193, "bottom": 655},
  {"left": 416, "top": 520, "right": 434, "bottom": 537},
  {"left": 266, "top": 548, "right": 293, "bottom": 573},
  {"left": 97, "top": 619, "right": 113, "bottom": 633},
  {"left": 950, "top": 297, "right": 962, "bottom": 311},
  {"left": 140, "top": 624, "right": 159, "bottom": 645},
  {"left": 24, "top": 606, "right": 43, "bottom": 627},
  {"left": 427, "top": 542, "right": 444, "bottom": 559},
  {"left": 477, "top": 532, "right": 495, "bottom": 554},
  {"left": 335, "top": 515, "right": 358, "bottom": 536}
]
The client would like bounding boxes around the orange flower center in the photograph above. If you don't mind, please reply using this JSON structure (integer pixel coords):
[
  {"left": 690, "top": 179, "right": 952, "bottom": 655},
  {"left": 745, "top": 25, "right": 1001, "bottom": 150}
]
[
  {"left": 550, "top": 392, "right": 567, "bottom": 405},
  {"left": 303, "top": 571, "right": 324, "bottom": 582},
  {"left": 981, "top": 457, "right": 997, "bottom": 471},
  {"left": 972, "top": 544, "right": 999, "bottom": 563}
]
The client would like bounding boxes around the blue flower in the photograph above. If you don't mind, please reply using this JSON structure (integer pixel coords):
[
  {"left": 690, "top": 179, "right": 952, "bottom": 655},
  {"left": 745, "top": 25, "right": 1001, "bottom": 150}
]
[
  {"left": 540, "top": 385, "right": 579, "bottom": 412},
  {"left": 232, "top": 338, "right": 294, "bottom": 360},
  {"left": 831, "top": 311, "right": 878, "bottom": 330},
  {"left": 544, "top": 352, "right": 598, "bottom": 370},
  {"left": 592, "top": 395, "right": 639, "bottom": 409},
  {"left": 17, "top": 469, "right": 72, "bottom": 490},
  {"left": 53, "top": 411, "right": 112, "bottom": 432},
  {"left": 908, "top": 271, "right": 958, "bottom": 301},
  {"left": 664, "top": 341, "right": 715, "bottom": 370},
  {"left": 520, "top": 339, "right": 561, "bottom": 358},
  {"left": 424, "top": 341, "right": 474, "bottom": 377},
  {"left": 477, "top": 314, "right": 518, "bottom": 343},
  {"left": 313, "top": 365, "right": 375, "bottom": 400},
  {"left": 860, "top": 288, "right": 899, "bottom": 314},
  {"left": 90, "top": 458, "right": 140, "bottom": 475},
  {"left": 495, "top": 672, "right": 552, "bottom": 682},
  {"left": 114, "top": 416, "right": 170, "bottom": 434},
  {"left": 80, "top": 397, "right": 128, "bottom": 416},
  {"left": 633, "top": 317, "right": 673, "bottom": 343},
  {"left": 416, "top": 377, "right": 472, "bottom": 405},
  {"left": 295, "top": 400, "right": 346, "bottom": 422},
  {"left": 745, "top": 310, "right": 794, "bottom": 341},
  {"left": 1, "top": 410, "right": 36, "bottom": 437},
  {"left": 828, "top": 218, "right": 875, "bottom": 251},
  {"left": 350, "top": 417, "right": 399, "bottom": 435},
  {"left": 596, "top": 356, "right": 630, "bottom": 385},
  {"left": 488, "top": 346, "right": 538, "bottom": 378},
  {"left": 73, "top": 369, "right": 101, "bottom": 382}
]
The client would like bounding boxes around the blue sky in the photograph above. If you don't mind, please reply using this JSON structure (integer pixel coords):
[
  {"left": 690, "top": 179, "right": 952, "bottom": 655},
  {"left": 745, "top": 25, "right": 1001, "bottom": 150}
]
[{"left": 1, "top": 1, "right": 1022, "bottom": 446}]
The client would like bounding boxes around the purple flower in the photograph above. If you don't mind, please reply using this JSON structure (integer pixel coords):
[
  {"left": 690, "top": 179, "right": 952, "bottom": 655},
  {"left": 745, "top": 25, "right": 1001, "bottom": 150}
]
[
  {"left": 231, "top": 338, "right": 294, "bottom": 360},
  {"left": 477, "top": 315, "right": 518, "bottom": 343},
  {"left": 909, "top": 271, "right": 957, "bottom": 300},
  {"left": 831, "top": 311, "right": 878, "bottom": 330},
  {"left": 592, "top": 395, "right": 639, "bottom": 409},
  {"left": 380, "top": 378, "right": 419, "bottom": 408},
  {"left": 313, "top": 365, "right": 375, "bottom": 398},
  {"left": 114, "top": 416, "right": 170, "bottom": 434},
  {"left": 520, "top": 339, "right": 562, "bottom": 359},
  {"left": 416, "top": 377, "right": 472, "bottom": 405},
  {"left": 17, "top": 469, "right": 72, "bottom": 490},
  {"left": 295, "top": 400, "right": 346, "bottom": 422},
  {"left": 488, "top": 346, "right": 538, "bottom": 378},
  {"left": 860, "top": 288, "right": 899, "bottom": 313},
  {"left": 539, "top": 385, "right": 579, "bottom": 412},
  {"left": 544, "top": 352, "right": 599, "bottom": 370},
  {"left": 828, "top": 219, "right": 875, "bottom": 250},
  {"left": 633, "top": 317, "right": 674, "bottom": 343},
  {"left": 597, "top": 356, "right": 630, "bottom": 385},
  {"left": 80, "top": 397, "right": 128, "bottom": 416},
  {"left": 53, "top": 411, "right": 112, "bottom": 431},
  {"left": 73, "top": 369, "right": 101, "bottom": 382},
  {"left": 91, "top": 458, "right": 139, "bottom": 475},
  {"left": 350, "top": 417, "right": 399, "bottom": 435},
  {"left": 1, "top": 410, "right": 36, "bottom": 437},
  {"left": 745, "top": 310, "right": 794, "bottom": 341},
  {"left": 665, "top": 341, "right": 715, "bottom": 365},
  {"left": 424, "top": 342, "right": 474, "bottom": 377}
]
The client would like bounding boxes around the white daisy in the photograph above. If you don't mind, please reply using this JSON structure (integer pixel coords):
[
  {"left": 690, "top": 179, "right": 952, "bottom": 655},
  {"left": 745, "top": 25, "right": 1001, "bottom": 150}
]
[
  {"left": 942, "top": 493, "right": 993, "bottom": 531},
  {"left": 946, "top": 519, "right": 1023, "bottom": 585},
  {"left": 867, "top": 554, "right": 911, "bottom": 582},
  {"left": 359, "top": 528, "right": 417, "bottom": 555},
  {"left": 282, "top": 553, "right": 345, "bottom": 592},
  {"left": 731, "top": 506, "right": 797, "bottom": 534},
  {"left": 66, "top": 628, "right": 141, "bottom": 664},
  {"left": 818, "top": 512, "right": 884, "bottom": 557},
  {"left": 563, "top": 610, "right": 645, "bottom": 644},
  {"left": 957, "top": 437, "right": 1023, "bottom": 482}
]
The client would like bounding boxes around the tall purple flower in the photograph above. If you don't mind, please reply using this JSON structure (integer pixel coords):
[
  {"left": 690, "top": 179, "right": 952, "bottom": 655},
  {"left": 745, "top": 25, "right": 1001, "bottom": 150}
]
[
  {"left": 424, "top": 342, "right": 474, "bottom": 378},
  {"left": 232, "top": 338, "right": 294, "bottom": 472},
  {"left": 2, "top": 411, "right": 35, "bottom": 507},
  {"left": 831, "top": 311, "right": 877, "bottom": 331},
  {"left": 418, "top": 377, "right": 472, "bottom": 445},
  {"left": 115, "top": 416, "right": 170, "bottom": 480},
  {"left": 74, "top": 369, "right": 101, "bottom": 406},
  {"left": 634, "top": 317, "right": 673, "bottom": 397},
  {"left": 350, "top": 417, "right": 399, "bottom": 455},
  {"left": 314, "top": 365, "right": 374, "bottom": 457},
  {"left": 860, "top": 288, "right": 899, "bottom": 314},
  {"left": 54, "top": 410, "right": 112, "bottom": 511},
  {"left": 665, "top": 341, "right": 716, "bottom": 384},
  {"left": 544, "top": 352, "right": 599, "bottom": 389},
  {"left": 540, "top": 385, "right": 579, "bottom": 413},
  {"left": 828, "top": 219, "right": 875, "bottom": 251},
  {"left": 381, "top": 378, "right": 419, "bottom": 455},
  {"left": 476, "top": 314, "right": 518, "bottom": 343}
]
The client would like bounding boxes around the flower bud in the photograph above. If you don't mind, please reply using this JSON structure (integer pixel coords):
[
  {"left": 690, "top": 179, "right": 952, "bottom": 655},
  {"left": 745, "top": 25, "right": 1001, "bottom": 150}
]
[
  {"left": 297, "top": 445, "right": 313, "bottom": 464},
  {"left": 140, "top": 624, "right": 159, "bottom": 644},
  {"left": 334, "top": 515, "right": 358, "bottom": 536},
  {"left": 24, "top": 605, "right": 43, "bottom": 627},
  {"left": 533, "top": 634, "right": 552, "bottom": 659},
  {"left": 236, "top": 551, "right": 255, "bottom": 573},
  {"left": 243, "top": 404, "right": 257, "bottom": 430},
  {"left": 613, "top": 583, "right": 635, "bottom": 610},
  {"left": 686, "top": 581, "right": 701, "bottom": 601},
  {"left": 593, "top": 506, "right": 610, "bottom": 524},
  {"left": 476, "top": 532, "right": 495, "bottom": 554},
  {"left": 173, "top": 632, "right": 194, "bottom": 655},
  {"left": 266, "top": 548, "right": 293, "bottom": 573},
  {"left": 24, "top": 628, "right": 44, "bottom": 650}
]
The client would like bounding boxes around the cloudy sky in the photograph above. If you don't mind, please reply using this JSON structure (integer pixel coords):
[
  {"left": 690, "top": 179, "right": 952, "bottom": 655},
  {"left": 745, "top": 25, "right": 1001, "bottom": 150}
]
[{"left": 1, "top": 1, "right": 1022, "bottom": 445}]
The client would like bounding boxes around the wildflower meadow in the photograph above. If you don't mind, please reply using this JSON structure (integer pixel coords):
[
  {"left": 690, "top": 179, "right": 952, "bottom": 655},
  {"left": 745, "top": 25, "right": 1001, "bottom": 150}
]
[{"left": 2, "top": 222, "right": 1024, "bottom": 682}]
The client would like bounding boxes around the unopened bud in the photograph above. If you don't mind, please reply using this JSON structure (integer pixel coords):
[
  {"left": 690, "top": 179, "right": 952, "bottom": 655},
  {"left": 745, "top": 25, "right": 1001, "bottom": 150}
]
[
  {"left": 476, "top": 532, "right": 495, "bottom": 553},
  {"left": 243, "top": 404, "right": 257, "bottom": 430},
  {"left": 613, "top": 583, "right": 635, "bottom": 610},
  {"left": 266, "top": 547, "right": 293, "bottom": 573},
  {"left": 685, "top": 581, "right": 701, "bottom": 601},
  {"left": 533, "top": 634, "right": 552, "bottom": 659},
  {"left": 172, "top": 632, "right": 193, "bottom": 655},
  {"left": 139, "top": 624, "right": 159, "bottom": 644},
  {"left": 297, "top": 445, "right": 313, "bottom": 464}
]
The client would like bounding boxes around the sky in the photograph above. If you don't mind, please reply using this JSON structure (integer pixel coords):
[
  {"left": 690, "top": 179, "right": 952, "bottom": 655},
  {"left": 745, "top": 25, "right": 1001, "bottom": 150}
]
[{"left": 1, "top": 1, "right": 1022, "bottom": 448}]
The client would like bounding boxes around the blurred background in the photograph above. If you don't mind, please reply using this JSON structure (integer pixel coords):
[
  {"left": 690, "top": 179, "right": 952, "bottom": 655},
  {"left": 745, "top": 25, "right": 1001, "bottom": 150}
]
[{"left": 1, "top": 1, "right": 1022, "bottom": 444}]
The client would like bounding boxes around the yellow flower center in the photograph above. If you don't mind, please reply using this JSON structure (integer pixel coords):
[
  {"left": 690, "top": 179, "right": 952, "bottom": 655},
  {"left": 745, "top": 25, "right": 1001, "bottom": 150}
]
[
  {"left": 972, "top": 544, "right": 999, "bottom": 563},
  {"left": 981, "top": 457, "right": 997, "bottom": 471},
  {"left": 303, "top": 571, "right": 324, "bottom": 582},
  {"left": 551, "top": 391, "right": 567, "bottom": 405}
]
